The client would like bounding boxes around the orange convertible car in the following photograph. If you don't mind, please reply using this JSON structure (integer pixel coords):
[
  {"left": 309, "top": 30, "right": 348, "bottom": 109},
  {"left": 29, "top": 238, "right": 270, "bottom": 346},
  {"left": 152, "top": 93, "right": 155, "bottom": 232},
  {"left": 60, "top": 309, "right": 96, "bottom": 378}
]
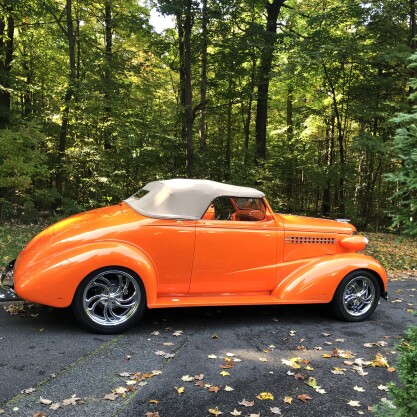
[{"left": 0, "top": 179, "right": 387, "bottom": 333}]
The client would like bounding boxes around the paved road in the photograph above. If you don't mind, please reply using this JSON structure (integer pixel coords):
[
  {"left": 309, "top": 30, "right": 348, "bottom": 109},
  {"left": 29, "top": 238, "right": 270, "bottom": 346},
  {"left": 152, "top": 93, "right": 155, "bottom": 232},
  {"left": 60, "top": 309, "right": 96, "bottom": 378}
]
[{"left": 0, "top": 278, "right": 416, "bottom": 417}]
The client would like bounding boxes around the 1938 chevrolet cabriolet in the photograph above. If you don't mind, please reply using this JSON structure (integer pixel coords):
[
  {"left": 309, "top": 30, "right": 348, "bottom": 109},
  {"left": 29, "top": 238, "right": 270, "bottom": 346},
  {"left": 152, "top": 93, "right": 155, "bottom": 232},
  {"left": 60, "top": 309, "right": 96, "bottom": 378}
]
[{"left": 0, "top": 179, "right": 387, "bottom": 333}]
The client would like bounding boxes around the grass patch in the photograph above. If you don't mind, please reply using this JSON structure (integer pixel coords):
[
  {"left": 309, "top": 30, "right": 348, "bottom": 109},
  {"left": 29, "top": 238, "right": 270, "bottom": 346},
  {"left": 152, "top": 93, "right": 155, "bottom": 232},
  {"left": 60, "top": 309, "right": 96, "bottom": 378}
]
[
  {"left": 0, "top": 222, "right": 51, "bottom": 267},
  {"left": 363, "top": 232, "right": 417, "bottom": 278}
]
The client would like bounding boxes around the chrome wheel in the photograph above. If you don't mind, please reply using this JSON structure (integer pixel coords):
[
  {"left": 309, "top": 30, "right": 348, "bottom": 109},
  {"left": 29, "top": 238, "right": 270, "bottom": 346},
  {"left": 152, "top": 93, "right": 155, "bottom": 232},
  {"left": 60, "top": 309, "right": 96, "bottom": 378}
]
[
  {"left": 332, "top": 270, "right": 380, "bottom": 322},
  {"left": 82, "top": 269, "right": 141, "bottom": 327},
  {"left": 342, "top": 276, "right": 375, "bottom": 317}
]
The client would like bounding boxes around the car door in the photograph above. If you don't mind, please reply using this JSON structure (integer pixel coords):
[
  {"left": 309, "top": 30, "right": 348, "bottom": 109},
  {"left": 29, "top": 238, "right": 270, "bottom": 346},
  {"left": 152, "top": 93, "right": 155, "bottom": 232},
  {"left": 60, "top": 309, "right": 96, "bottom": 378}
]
[{"left": 189, "top": 197, "right": 277, "bottom": 294}]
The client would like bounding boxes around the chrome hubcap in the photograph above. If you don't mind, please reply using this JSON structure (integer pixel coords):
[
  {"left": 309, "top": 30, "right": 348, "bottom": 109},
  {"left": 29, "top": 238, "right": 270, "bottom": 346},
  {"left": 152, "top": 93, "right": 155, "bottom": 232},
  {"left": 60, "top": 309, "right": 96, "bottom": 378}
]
[
  {"left": 343, "top": 276, "right": 375, "bottom": 316},
  {"left": 83, "top": 270, "right": 140, "bottom": 327}
]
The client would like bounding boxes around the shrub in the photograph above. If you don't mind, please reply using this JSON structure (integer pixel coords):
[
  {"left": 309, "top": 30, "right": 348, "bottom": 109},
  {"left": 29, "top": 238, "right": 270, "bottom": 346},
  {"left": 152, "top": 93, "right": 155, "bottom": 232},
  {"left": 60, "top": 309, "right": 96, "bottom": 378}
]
[{"left": 376, "top": 326, "right": 417, "bottom": 417}]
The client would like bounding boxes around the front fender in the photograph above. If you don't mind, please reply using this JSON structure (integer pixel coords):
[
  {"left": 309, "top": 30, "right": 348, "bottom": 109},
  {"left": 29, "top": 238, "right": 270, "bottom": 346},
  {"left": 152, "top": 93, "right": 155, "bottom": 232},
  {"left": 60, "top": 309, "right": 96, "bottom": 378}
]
[
  {"left": 14, "top": 241, "right": 158, "bottom": 308},
  {"left": 272, "top": 253, "right": 387, "bottom": 303}
]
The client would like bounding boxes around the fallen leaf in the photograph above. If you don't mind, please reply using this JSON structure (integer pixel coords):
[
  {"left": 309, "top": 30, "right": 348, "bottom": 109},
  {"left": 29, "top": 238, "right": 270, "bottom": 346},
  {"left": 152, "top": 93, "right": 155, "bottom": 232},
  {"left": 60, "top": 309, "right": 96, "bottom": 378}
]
[
  {"left": 270, "top": 407, "right": 282, "bottom": 414},
  {"left": 32, "top": 413, "right": 47, "bottom": 417},
  {"left": 181, "top": 375, "right": 194, "bottom": 382},
  {"left": 145, "top": 412, "right": 160, "bottom": 417},
  {"left": 49, "top": 403, "right": 61, "bottom": 411},
  {"left": 173, "top": 330, "right": 184, "bottom": 337},
  {"left": 126, "top": 380, "right": 137, "bottom": 386},
  {"left": 220, "top": 371, "right": 230, "bottom": 376},
  {"left": 163, "top": 342, "right": 174, "bottom": 346},
  {"left": 282, "top": 357, "right": 302, "bottom": 368},
  {"left": 298, "top": 394, "right": 312, "bottom": 402},
  {"left": 289, "top": 330, "right": 296, "bottom": 336},
  {"left": 175, "top": 386, "right": 185, "bottom": 395},
  {"left": 256, "top": 392, "right": 274, "bottom": 400},
  {"left": 114, "top": 387, "right": 128, "bottom": 395},
  {"left": 322, "top": 332, "right": 331, "bottom": 337},
  {"left": 224, "top": 386, "right": 234, "bottom": 391},
  {"left": 372, "top": 353, "right": 389, "bottom": 368},
  {"left": 208, "top": 354, "right": 218, "bottom": 359},
  {"left": 21, "top": 387, "right": 37, "bottom": 394},
  {"left": 119, "top": 372, "right": 130, "bottom": 377},
  {"left": 226, "top": 352, "right": 235, "bottom": 357},
  {"left": 354, "top": 386, "right": 365, "bottom": 392},
  {"left": 208, "top": 408, "right": 223, "bottom": 416},
  {"left": 61, "top": 394, "right": 81, "bottom": 406},
  {"left": 151, "top": 331, "right": 160, "bottom": 336},
  {"left": 283, "top": 396, "right": 293, "bottom": 404},
  {"left": 148, "top": 400, "right": 159, "bottom": 404},
  {"left": 238, "top": 399, "right": 254, "bottom": 407},
  {"left": 248, "top": 414, "right": 260, "bottom": 417},
  {"left": 104, "top": 393, "right": 118, "bottom": 401},
  {"left": 378, "top": 385, "right": 389, "bottom": 391},
  {"left": 208, "top": 386, "right": 221, "bottom": 393},
  {"left": 258, "top": 357, "right": 268, "bottom": 362},
  {"left": 348, "top": 400, "right": 361, "bottom": 407},
  {"left": 380, "top": 398, "right": 395, "bottom": 409},
  {"left": 294, "top": 373, "right": 305, "bottom": 380},
  {"left": 229, "top": 410, "right": 242, "bottom": 416},
  {"left": 331, "top": 367, "right": 346, "bottom": 375},
  {"left": 39, "top": 397, "right": 53, "bottom": 405}
]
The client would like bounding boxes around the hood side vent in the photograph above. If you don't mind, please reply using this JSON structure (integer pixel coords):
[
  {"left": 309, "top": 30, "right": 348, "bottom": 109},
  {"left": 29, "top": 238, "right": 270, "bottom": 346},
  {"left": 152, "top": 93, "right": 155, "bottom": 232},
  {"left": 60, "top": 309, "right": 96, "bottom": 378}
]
[{"left": 285, "top": 236, "right": 336, "bottom": 245}]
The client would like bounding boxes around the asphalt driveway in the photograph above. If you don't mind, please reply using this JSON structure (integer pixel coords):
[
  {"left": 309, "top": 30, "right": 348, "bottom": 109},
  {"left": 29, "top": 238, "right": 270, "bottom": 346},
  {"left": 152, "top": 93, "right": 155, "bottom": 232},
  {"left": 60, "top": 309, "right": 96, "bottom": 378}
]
[{"left": 0, "top": 277, "right": 416, "bottom": 417}]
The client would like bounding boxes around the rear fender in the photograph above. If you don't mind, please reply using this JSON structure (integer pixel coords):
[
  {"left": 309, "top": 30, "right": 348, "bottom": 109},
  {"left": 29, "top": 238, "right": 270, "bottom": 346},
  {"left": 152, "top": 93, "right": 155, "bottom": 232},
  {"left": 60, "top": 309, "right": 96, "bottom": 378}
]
[
  {"left": 14, "top": 242, "right": 158, "bottom": 308},
  {"left": 272, "top": 253, "right": 387, "bottom": 303}
]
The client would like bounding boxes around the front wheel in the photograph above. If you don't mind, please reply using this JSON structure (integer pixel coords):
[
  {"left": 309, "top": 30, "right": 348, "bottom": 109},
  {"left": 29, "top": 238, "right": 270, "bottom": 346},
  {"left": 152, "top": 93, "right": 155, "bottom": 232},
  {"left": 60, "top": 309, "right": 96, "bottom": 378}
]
[
  {"left": 332, "top": 270, "right": 380, "bottom": 322},
  {"left": 72, "top": 267, "right": 146, "bottom": 334}
]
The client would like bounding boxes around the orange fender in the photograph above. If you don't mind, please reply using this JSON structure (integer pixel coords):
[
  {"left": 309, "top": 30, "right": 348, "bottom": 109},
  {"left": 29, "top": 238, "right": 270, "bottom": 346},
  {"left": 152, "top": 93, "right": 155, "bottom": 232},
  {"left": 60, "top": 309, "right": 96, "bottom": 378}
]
[
  {"left": 14, "top": 242, "right": 158, "bottom": 308},
  {"left": 272, "top": 253, "right": 387, "bottom": 303}
]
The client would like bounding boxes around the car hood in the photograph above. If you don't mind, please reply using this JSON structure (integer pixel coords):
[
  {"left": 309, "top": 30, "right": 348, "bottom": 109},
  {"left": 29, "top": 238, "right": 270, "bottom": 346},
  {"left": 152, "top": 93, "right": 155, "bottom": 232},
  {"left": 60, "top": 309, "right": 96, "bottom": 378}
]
[{"left": 280, "top": 214, "right": 355, "bottom": 234}]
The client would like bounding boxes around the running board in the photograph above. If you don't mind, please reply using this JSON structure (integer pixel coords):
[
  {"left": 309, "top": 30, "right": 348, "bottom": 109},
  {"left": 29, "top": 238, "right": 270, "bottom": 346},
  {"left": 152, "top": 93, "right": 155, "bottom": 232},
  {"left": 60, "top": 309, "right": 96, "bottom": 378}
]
[{"left": 150, "top": 294, "right": 284, "bottom": 308}]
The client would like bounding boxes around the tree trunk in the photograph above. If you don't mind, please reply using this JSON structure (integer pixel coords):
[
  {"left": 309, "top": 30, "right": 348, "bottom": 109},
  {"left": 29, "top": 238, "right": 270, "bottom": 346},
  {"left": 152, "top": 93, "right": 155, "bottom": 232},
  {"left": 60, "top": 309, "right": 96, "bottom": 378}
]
[
  {"left": 0, "top": 2, "right": 14, "bottom": 129},
  {"left": 199, "top": 0, "right": 207, "bottom": 153},
  {"left": 285, "top": 85, "right": 294, "bottom": 212},
  {"left": 56, "top": 0, "right": 77, "bottom": 195},
  {"left": 255, "top": 0, "right": 286, "bottom": 161},
  {"left": 103, "top": 0, "right": 113, "bottom": 151},
  {"left": 225, "top": 78, "right": 233, "bottom": 181},
  {"left": 322, "top": 117, "right": 335, "bottom": 217},
  {"left": 410, "top": 0, "right": 416, "bottom": 51},
  {"left": 176, "top": 0, "right": 194, "bottom": 177},
  {"left": 322, "top": 63, "right": 346, "bottom": 217}
]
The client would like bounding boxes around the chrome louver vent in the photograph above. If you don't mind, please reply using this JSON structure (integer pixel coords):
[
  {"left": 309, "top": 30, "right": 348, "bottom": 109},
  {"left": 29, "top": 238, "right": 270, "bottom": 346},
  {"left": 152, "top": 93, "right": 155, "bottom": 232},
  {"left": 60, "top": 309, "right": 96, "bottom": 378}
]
[{"left": 285, "top": 236, "right": 336, "bottom": 244}]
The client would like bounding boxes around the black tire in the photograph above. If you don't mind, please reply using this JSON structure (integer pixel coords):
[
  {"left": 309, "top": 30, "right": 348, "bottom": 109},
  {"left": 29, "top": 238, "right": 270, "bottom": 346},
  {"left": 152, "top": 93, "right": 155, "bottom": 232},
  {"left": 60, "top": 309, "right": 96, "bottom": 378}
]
[
  {"left": 72, "top": 267, "right": 146, "bottom": 334},
  {"left": 332, "top": 270, "right": 380, "bottom": 322}
]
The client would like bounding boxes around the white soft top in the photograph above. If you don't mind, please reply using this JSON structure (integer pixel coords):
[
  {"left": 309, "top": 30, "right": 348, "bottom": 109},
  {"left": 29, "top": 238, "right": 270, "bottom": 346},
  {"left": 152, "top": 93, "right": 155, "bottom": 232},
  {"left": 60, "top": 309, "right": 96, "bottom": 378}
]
[{"left": 125, "top": 179, "right": 265, "bottom": 220}]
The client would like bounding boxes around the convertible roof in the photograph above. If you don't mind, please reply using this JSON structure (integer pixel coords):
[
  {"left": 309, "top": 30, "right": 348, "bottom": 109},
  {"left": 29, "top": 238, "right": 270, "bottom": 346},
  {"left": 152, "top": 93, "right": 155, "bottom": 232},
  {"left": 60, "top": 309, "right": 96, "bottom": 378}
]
[{"left": 125, "top": 179, "right": 265, "bottom": 220}]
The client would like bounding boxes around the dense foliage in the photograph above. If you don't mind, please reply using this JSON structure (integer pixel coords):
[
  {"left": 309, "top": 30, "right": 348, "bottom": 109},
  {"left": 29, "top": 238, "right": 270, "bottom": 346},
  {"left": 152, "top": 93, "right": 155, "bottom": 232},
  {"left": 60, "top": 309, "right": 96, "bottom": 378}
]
[
  {"left": 376, "top": 326, "right": 417, "bottom": 417},
  {"left": 0, "top": 0, "right": 416, "bottom": 233}
]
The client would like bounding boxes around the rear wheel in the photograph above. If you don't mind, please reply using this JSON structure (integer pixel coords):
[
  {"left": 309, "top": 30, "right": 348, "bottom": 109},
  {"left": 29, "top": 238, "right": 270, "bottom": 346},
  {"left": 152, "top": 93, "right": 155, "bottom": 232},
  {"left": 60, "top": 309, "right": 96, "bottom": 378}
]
[
  {"left": 332, "top": 270, "right": 380, "bottom": 322},
  {"left": 72, "top": 267, "right": 146, "bottom": 334}
]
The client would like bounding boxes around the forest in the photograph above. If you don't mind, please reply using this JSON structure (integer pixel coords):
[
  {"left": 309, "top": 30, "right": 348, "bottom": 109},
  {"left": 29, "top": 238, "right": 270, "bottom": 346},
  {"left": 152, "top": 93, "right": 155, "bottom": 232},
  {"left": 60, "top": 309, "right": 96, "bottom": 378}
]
[{"left": 0, "top": 0, "right": 416, "bottom": 235}]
